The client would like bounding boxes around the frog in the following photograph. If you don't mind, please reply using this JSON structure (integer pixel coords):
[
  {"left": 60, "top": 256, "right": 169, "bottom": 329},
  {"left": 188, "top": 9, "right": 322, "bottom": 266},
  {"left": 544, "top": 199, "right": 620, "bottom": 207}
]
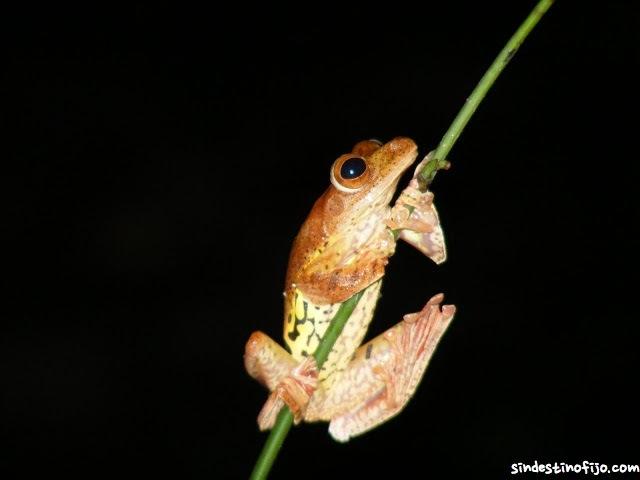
[{"left": 244, "top": 137, "right": 455, "bottom": 442}]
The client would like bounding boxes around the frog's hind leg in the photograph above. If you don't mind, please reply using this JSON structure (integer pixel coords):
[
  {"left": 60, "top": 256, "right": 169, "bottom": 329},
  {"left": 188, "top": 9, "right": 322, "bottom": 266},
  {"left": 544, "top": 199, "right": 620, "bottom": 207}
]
[
  {"left": 244, "top": 331, "right": 318, "bottom": 430},
  {"left": 245, "top": 331, "right": 297, "bottom": 390},
  {"left": 304, "top": 294, "right": 455, "bottom": 442}
]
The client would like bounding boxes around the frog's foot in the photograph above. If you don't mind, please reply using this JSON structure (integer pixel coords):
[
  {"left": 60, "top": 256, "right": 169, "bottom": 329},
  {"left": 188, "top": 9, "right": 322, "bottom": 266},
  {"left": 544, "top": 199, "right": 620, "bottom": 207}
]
[
  {"left": 257, "top": 356, "right": 319, "bottom": 430},
  {"left": 305, "top": 294, "right": 454, "bottom": 442},
  {"left": 387, "top": 155, "right": 447, "bottom": 264}
]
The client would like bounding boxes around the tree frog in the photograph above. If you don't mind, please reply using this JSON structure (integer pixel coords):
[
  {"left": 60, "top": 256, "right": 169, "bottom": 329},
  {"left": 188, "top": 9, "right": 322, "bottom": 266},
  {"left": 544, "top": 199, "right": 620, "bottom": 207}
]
[{"left": 244, "top": 137, "right": 455, "bottom": 442}]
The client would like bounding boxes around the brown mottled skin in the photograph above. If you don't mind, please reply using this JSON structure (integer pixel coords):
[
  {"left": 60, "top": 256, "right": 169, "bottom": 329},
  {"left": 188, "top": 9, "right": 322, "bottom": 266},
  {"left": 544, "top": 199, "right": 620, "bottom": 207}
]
[{"left": 285, "top": 137, "right": 418, "bottom": 305}]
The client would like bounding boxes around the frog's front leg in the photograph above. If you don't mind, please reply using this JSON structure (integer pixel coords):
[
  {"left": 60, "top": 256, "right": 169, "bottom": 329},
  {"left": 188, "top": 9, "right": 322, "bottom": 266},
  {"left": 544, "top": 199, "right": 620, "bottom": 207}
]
[
  {"left": 388, "top": 153, "right": 447, "bottom": 264},
  {"left": 244, "top": 332, "right": 318, "bottom": 429},
  {"left": 304, "top": 294, "right": 455, "bottom": 442}
]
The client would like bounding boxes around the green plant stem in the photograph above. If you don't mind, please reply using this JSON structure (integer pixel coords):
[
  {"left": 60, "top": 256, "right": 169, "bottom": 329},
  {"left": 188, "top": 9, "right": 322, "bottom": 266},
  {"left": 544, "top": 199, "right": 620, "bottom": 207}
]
[
  {"left": 417, "top": 0, "right": 554, "bottom": 191},
  {"left": 248, "top": 409, "right": 293, "bottom": 480},
  {"left": 249, "top": 291, "right": 364, "bottom": 480},
  {"left": 249, "top": 1, "right": 553, "bottom": 477}
]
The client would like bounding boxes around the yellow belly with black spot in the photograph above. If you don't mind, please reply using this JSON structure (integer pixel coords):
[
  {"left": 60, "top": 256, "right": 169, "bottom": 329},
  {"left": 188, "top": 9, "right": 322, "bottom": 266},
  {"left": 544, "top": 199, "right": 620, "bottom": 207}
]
[{"left": 283, "top": 281, "right": 382, "bottom": 388}]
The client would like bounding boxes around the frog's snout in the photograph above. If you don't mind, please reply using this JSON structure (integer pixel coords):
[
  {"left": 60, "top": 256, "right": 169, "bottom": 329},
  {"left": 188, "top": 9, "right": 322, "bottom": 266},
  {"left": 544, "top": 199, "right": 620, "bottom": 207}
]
[{"left": 386, "top": 136, "right": 418, "bottom": 156}]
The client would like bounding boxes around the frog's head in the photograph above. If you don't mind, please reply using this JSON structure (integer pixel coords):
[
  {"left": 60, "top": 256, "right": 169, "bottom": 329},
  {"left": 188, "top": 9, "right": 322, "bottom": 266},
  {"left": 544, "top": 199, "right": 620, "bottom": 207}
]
[
  {"left": 328, "top": 137, "right": 418, "bottom": 219},
  {"left": 285, "top": 137, "right": 420, "bottom": 302}
]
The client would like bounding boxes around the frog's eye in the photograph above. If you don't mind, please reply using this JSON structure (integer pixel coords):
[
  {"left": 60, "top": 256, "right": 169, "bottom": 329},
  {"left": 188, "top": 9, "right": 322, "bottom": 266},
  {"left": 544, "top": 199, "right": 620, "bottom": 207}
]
[
  {"left": 340, "top": 157, "right": 366, "bottom": 179},
  {"left": 331, "top": 154, "right": 370, "bottom": 192}
]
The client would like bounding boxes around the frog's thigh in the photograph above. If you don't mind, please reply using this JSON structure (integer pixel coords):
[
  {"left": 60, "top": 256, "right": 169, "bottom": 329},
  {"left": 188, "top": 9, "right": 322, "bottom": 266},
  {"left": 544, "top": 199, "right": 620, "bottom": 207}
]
[
  {"left": 244, "top": 331, "right": 297, "bottom": 391},
  {"left": 305, "top": 294, "right": 455, "bottom": 442}
]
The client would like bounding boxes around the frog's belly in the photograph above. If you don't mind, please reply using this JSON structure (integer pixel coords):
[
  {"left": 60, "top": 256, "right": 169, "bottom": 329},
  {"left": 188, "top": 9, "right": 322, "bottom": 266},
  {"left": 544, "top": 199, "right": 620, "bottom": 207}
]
[{"left": 284, "top": 280, "right": 382, "bottom": 389}]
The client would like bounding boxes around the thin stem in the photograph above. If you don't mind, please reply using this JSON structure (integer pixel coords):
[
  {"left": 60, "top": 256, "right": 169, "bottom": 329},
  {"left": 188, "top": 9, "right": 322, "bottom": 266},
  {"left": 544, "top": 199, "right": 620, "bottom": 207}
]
[
  {"left": 313, "top": 290, "right": 364, "bottom": 366},
  {"left": 249, "top": 291, "right": 364, "bottom": 480},
  {"left": 249, "top": 1, "right": 554, "bottom": 477},
  {"left": 417, "top": 0, "right": 554, "bottom": 191},
  {"left": 248, "top": 409, "right": 293, "bottom": 480}
]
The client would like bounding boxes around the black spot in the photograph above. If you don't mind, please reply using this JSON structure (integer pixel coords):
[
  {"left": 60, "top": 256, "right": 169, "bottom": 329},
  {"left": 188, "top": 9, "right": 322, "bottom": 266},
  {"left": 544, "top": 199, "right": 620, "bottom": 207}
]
[
  {"left": 366, "top": 344, "right": 373, "bottom": 359},
  {"left": 288, "top": 309, "right": 311, "bottom": 343},
  {"left": 288, "top": 330, "right": 300, "bottom": 341},
  {"left": 301, "top": 350, "right": 309, "bottom": 357}
]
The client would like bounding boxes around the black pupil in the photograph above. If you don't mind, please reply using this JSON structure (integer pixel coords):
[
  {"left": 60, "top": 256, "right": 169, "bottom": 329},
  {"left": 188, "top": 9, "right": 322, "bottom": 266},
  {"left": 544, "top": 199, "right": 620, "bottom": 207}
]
[{"left": 340, "top": 157, "right": 366, "bottom": 180}]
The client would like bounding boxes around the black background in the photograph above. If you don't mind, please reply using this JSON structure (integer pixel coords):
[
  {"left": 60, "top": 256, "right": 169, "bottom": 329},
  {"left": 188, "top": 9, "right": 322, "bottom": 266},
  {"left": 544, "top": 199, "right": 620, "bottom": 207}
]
[{"left": 4, "top": 2, "right": 639, "bottom": 478}]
